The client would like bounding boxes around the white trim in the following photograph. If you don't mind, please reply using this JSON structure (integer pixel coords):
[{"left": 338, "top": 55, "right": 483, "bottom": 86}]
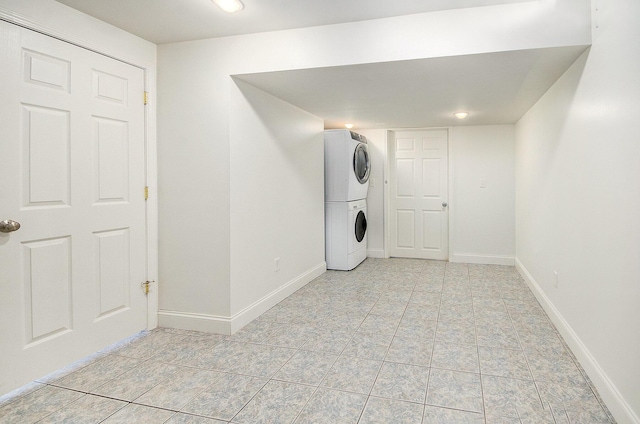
[
  {"left": 144, "top": 72, "right": 159, "bottom": 330},
  {"left": 386, "top": 129, "right": 395, "bottom": 258},
  {"left": 366, "top": 249, "right": 387, "bottom": 259},
  {"left": 229, "top": 262, "right": 326, "bottom": 333},
  {"left": 0, "top": 6, "right": 154, "bottom": 69},
  {"left": 0, "top": 9, "right": 159, "bottom": 331},
  {"left": 515, "top": 258, "right": 639, "bottom": 424},
  {"left": 451, "top": 253, "right": 514, "bottom": 266},
  {"left": 383, "top": 130, "right": 392, "bottom": 259},
  {"left": 448, "top": 126, "right": 456, "bottom": 263},
  {"left": 157, "top": 311, "right": 232, "bottom": 335},
  {"left": 159, "top": 262, "right": 327, "bottom": 335}
]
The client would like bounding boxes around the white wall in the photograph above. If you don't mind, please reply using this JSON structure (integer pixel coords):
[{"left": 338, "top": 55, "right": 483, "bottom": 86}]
[
  {"left": 157, "top": 0, "right": 591, "bottom": 333},
  {"left": 450, "top": 125, "right": 515, "bottom": 264},
  {"left": 229, "top": 80, "right": 325, "bottom": 324},
  {"left": 157, "top": 40, "right": 327, "bottom": 332},
  {"left": 359, "top": 126, "right": 515, "bottom": 263},
  {"left": 515, "top": 0, "right": 640, "bottom": 421},
  {"left": 157, "top": 43, "right": 232, "bottom": 320}
]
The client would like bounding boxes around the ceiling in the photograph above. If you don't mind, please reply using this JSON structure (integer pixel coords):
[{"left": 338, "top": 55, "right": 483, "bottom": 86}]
[
  {"left": 54, "top": 0, "right": 533, "bottom": 44},
  {"left": 55, "top": 0, "right": 588, "bottom": 130},
  {"left": 235, "top": 46, "right": 589, "bottom": 129}
]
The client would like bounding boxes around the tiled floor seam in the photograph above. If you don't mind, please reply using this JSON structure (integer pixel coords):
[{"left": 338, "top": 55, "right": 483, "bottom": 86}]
[
  {"left": 284, "top": 311, "right": 352, "bottom": 424},
  {"left": 469, "top": 270, "right": 489, "bottom": 424},
  {"left": 226, "top": 377, "right": 270, "bottom": 423},
  {"left": 554, "top": 329, "right": 616, "bottom": 424},
  {"left": 370, "top": 278, "right": 411, "bottom": 392},
  {"left": 504, "top": 296, "right": 552, "bottom": 417},
  {"left": 24, "top": 386, "right": 97, "bottom": 424},
  {"left": 424, "top": 268, "right": 445, "bottom": 416}
]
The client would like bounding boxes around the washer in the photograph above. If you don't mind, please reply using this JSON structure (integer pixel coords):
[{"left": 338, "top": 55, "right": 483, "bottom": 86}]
[
  {"left": 325, "top": 199, "right": 367, "bottom": 270},
  {"left": 324, "top": 130, "right": 371, "bottom": 202}
]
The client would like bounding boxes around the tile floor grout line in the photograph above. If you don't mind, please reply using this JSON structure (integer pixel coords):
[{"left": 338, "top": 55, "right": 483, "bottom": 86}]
[
  {"left": 286, "top": 356, "right": 345, "bottom": 419},
  {"left": 504, "top": 294, "right": 548, "bottom": 416},
  {"left": 291, "top": 272, "right": 378, "bottom": 424},
  {"left": 24, "top": 386, "right": 86, "bottom": 424},
  {"left": 424, "top": 265, "right": 446, "bottom": 417},
  {"left": 164, "top": 369, "right": 229, "bottom": 418},
  {"left": 419, "top": 264, "right": 438, "bottom": 411},
  {"left": 96, "top": 398, "right": 131, "bottom": 424},
  {"left": 226, "top": 375, "right": 270, "bottom": 423},
  {"left": 231, "top": 322, "right": 312, "bottom": 422},
  {"left": 357, "top": 267, "right": 416, "bottom": 423},
  {"left": 544, "top": 400, "right": 559, "bottom": 424},
  {"left": 468, "top": 265, "right": 491, "bottom": 424}
]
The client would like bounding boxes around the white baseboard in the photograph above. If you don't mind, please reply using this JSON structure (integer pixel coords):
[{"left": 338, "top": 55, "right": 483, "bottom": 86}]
[
  {"left": 228, "top": 262, "right": 326, "bottom": 333},
  {"left": 158, "top": 262, "right": 327, "bottom": 336},
  {"left": 450, "top": 253, "right": 515, "bottom": 266},
  {"left": 515, "top": 258, "right": 639, "bottom": 424},
  {"left": 157, "top": 310, "right": 232, "bottom": 335},
  {"left": 366, "top": 249, "right": 387, "bottom": 258}
]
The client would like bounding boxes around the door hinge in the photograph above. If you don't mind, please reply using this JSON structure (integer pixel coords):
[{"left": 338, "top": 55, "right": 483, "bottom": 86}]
[
  {"left": 144, "top": 91, "right": 149, "bottom": 105},
  {"left": 142, "top": 281, "right": 153, "bottom": 296},
  {"left": 144, "top": 186, "right": 149, "bottom": 200}
]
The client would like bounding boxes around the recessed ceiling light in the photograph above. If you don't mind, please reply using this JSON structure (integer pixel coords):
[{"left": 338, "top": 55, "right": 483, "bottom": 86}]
[
  {"left": 345, "top": 123, "right": 354, "bottom": 129},
  {"left": 212, "top": 0, "right": 244, "bottom": 13},
  {"left": 454, "top": 112, "right": 469, "bottom": 119}
]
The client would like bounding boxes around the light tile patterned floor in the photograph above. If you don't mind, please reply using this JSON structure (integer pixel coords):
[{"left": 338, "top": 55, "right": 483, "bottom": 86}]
[{"left": 0, "top": 259, "right": 616, "bottom": 423}]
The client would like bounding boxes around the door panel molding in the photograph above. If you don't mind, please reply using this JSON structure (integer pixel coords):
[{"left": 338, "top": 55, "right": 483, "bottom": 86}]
[
  {"left": 388, "top": 128, "right": 449, "bottom": 260},
  {"left": 0, "top": 7, "right": 158, "bottom": 331},
  {"left": 0, "top": 20, "right": 154, "bottom": 394}
]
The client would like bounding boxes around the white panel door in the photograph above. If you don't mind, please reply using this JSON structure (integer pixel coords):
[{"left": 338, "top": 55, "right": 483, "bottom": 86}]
[
  {"left": 0, "top": 21, "right": 147, "bottom": 394},
  {"left": 389, "top": 130, "right": 449, "bottom": 260}
]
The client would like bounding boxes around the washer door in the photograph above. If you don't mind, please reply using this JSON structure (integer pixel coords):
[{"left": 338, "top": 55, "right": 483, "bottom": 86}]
[
  {"left": 353, "top": 143, "right": 371, "bottom": 184},
  {"left": 355, "top": 210, "right": 367, "bottom": 243}
]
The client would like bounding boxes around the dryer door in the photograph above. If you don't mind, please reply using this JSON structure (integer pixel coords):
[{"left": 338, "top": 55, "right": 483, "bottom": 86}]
[
  {"left": 355, "top": 210, "right": 368, "bottom": 242},
  {"left": 353, "top": 143, "right": 371, "bottom": 184}
]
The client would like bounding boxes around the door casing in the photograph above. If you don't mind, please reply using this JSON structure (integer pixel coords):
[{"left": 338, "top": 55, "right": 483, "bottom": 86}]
[{"left": 385, "top": 128, "right": 452, "bottom": 260}]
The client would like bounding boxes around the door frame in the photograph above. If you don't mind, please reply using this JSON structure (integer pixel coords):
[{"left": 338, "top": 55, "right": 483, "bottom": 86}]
[
  {"left": 384, "top": 127, "right": 453, "bottom": 261},
  {"left": 0, "top": 10, "right": 159, "bottom": 329}
]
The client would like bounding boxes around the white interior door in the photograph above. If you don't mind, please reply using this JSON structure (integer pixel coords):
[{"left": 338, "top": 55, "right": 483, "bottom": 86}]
[
  {"left": 0, "top": 21, "right": 147, "bottom": 394},
  {"left": 389, "top": 129, "right": 449, "bottom": 260}
]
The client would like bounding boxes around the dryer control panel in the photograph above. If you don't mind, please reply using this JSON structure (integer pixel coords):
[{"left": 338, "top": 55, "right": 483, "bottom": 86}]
[{"left": 349, "top": 131, "right": 368, "bottom": 144}]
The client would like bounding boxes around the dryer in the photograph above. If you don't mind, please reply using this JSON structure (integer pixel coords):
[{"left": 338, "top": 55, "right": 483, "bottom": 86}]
[
  {"left": 325, "top": 199, "right": 367, "bottom": 270},
  {"left": 324, "top": 130, "right": 371, "bottom": 202}
]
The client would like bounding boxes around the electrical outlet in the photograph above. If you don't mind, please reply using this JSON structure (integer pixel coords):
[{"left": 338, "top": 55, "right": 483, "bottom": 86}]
[
  {"left": 274, "top": 257, "right": 280, "bottom": 272},
  {"left": 480, "top": 178, "right": 487, "bottom": 188},
  {"left": 553, "top": 270, "right": 559, "bottom": 288}
]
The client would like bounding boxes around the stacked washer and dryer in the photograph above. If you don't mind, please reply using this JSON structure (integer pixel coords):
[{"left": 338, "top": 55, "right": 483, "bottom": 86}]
[{"left": 324, "top": 130, "right": 371, "bottom": 270}]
